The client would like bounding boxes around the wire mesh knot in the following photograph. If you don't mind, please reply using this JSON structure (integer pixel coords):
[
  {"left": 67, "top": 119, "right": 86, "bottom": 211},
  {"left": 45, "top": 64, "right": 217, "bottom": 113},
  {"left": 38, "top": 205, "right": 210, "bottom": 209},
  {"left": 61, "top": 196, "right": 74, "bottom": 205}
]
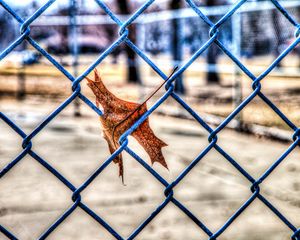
[
  {"left": 118, "top": 26, "right": 129, "bottom": 38},
  {"left": 292, "top": 129, "right": 300, "bottom": 142},
  {"left": 250, "top": 180, "right": 261, "bottom": 194},
  {"left": 72, "top": 190, "right": 82, "bottom": 203},
  {"left": 208, "top": 132, "right": 218, "bottom": 144},
  {"left": 295, "top": 24, "right": 300, "bottom": 38},
  {"left": 251, "top": 80, "right": 262, "bottom": 91},
  {"left": 209, "top": 25, "right": 220, "bottom": 38},
  {"left": 22, "top": 136, "right": 33, "bottom": 151},
  {"left": 165, "top": 80, "right": 175, "bottom": 93},
  {"left": 292, "top": 229, "right": 300, "bottom": 240},
  {"left": 208, "top": 235, "right": 217, "bottom": 240},
  {"left": 71, "top": 80, "right": 82, "bottom": 93},
  {"left": 19, "top": 24, "right": 31, "bottom": 36},
  {"left": 118, "top": 135, "right": 129, "bottom": 147},
  {"left": 164, "top": 183, "right": 175, "bottom": 198}
]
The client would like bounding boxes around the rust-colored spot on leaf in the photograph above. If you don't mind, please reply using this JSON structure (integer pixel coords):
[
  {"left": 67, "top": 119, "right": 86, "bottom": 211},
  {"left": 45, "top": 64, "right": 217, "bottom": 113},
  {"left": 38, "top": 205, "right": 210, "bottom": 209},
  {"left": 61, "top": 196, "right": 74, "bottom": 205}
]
[{"left": 86, "top": 69, "right": 168, "bottom": 182}]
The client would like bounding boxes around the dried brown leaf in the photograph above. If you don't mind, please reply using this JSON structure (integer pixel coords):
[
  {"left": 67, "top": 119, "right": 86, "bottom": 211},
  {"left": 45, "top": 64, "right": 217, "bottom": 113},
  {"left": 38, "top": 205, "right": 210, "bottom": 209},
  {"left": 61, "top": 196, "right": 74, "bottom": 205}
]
[{"left": 86, "top": 69, "right": 168, "bottom": 181}]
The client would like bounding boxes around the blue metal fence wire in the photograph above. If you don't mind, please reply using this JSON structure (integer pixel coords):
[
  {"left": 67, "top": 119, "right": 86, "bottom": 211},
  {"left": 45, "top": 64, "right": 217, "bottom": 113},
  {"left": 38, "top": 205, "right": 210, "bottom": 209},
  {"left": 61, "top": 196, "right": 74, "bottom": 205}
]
[{"left": 0, "top": 0, "right": 300, "bottom": 239}]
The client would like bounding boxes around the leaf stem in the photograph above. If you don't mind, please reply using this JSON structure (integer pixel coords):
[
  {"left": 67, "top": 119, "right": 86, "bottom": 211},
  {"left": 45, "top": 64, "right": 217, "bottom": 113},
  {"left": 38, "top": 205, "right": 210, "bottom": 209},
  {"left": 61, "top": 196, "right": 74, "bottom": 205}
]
[{"left": 113, "top": 66, "right": 179, "bottom": 133}]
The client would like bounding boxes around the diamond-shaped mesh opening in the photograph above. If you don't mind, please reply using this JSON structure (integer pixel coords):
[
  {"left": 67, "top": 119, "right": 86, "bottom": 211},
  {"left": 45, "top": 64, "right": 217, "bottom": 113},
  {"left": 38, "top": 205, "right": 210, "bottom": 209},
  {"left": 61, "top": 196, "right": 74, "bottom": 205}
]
[
  {"left": 45, "top": 208, "right": 114, "bottom": 240},
  {"left": 149, "top": 97, "right": 211, "bottom": 179},
  {"left": 161, "top": 126, "right": 208, "bottom": 179},
  {"left": 32, "top": 0, "right": 122, "bottom": 71},
  {"left": 111, "top": 1, "right": 193, "bottom": 72},
  {"left": 216, "top": 126, "right": 289, "bottom": 178},
  {"left": 259, "top": 147, "right": 300, "bottom": 226},
  {"left": 82, "top": 149, "right": 166, "bottom": 237},
  {"left": 0, "top": 56, "right": 71, "bottom": 102},
  {"left": 0, "top": 155, "right": 71, "bottom": 239},
  {"left": 258, "top": 76, "right": 300, "bottom": 130},
  {"left": 175, "top": 148, "right": 251, "bottom": 232},
  {"left": 136, "top": 203, "right": 208, "bottom": 240},
  {"left": 0, "top": 96, "right": 73, "bottom": 136},
  {"left": 176, "top": 49, "right": 245, "bottom": 118},
  {"left": 30, "top": 102, "right": 107, "bottom": 186},
  {"left": 220, "top": 198, "right": 294, "bottom": 240}
]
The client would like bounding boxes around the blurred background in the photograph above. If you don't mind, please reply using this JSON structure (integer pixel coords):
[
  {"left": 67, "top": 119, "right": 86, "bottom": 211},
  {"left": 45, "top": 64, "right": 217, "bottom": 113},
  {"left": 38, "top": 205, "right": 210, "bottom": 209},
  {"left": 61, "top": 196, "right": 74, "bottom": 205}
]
[
  {"left": 1, "top": 0, "right": 300, "bottom": 239},
  {"left": 0, "top": 0, "right": 299, "bottom": 129}
]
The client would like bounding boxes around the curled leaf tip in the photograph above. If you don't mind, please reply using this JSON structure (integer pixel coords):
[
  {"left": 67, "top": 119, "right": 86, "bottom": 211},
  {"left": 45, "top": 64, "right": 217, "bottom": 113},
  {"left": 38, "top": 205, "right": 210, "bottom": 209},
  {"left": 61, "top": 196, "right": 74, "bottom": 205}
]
[
  {"left": 85, "top": 76, "right": 94, "bottom": 84},
  {"left": 162, "top": 161, "right": 169, "bottom": 170},
  {"left": 94, "top": 69, "right": 101, "bottom": 82}
]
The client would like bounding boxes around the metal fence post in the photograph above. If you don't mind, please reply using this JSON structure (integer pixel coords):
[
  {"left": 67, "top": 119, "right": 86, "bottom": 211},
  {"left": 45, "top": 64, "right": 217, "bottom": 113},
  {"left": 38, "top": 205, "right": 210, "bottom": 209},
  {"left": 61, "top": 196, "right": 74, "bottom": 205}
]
[
  {"left": 170, "top": 0, "right": 185, "bottom": 94},
  {"left": 232, "top": 9, "right": 243, "bottom": 130},
  {"left": 69, "top": 0, "right": 81, "bottom": 117}
]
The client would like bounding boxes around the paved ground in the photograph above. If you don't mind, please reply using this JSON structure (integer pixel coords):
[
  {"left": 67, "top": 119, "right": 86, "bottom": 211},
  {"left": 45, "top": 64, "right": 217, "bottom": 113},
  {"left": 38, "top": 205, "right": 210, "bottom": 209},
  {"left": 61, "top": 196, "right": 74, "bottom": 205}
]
[{"left": 1, "top": 97, "right": 300, "bottom": 240}]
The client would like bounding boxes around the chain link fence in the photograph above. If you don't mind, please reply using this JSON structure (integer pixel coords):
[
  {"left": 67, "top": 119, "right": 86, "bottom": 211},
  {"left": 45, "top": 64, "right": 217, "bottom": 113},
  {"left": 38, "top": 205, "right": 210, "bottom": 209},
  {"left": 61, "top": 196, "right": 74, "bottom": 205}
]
[{"left": 1, "top": 0, "right": 300, "bottom": 239}]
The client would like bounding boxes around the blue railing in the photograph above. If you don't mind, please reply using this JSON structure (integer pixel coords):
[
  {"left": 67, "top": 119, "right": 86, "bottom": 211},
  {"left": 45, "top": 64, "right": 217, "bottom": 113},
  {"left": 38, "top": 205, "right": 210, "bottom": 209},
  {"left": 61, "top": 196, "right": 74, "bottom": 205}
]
[{"left": 1, "top": 0, "right": 300, "bottom": 239}]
